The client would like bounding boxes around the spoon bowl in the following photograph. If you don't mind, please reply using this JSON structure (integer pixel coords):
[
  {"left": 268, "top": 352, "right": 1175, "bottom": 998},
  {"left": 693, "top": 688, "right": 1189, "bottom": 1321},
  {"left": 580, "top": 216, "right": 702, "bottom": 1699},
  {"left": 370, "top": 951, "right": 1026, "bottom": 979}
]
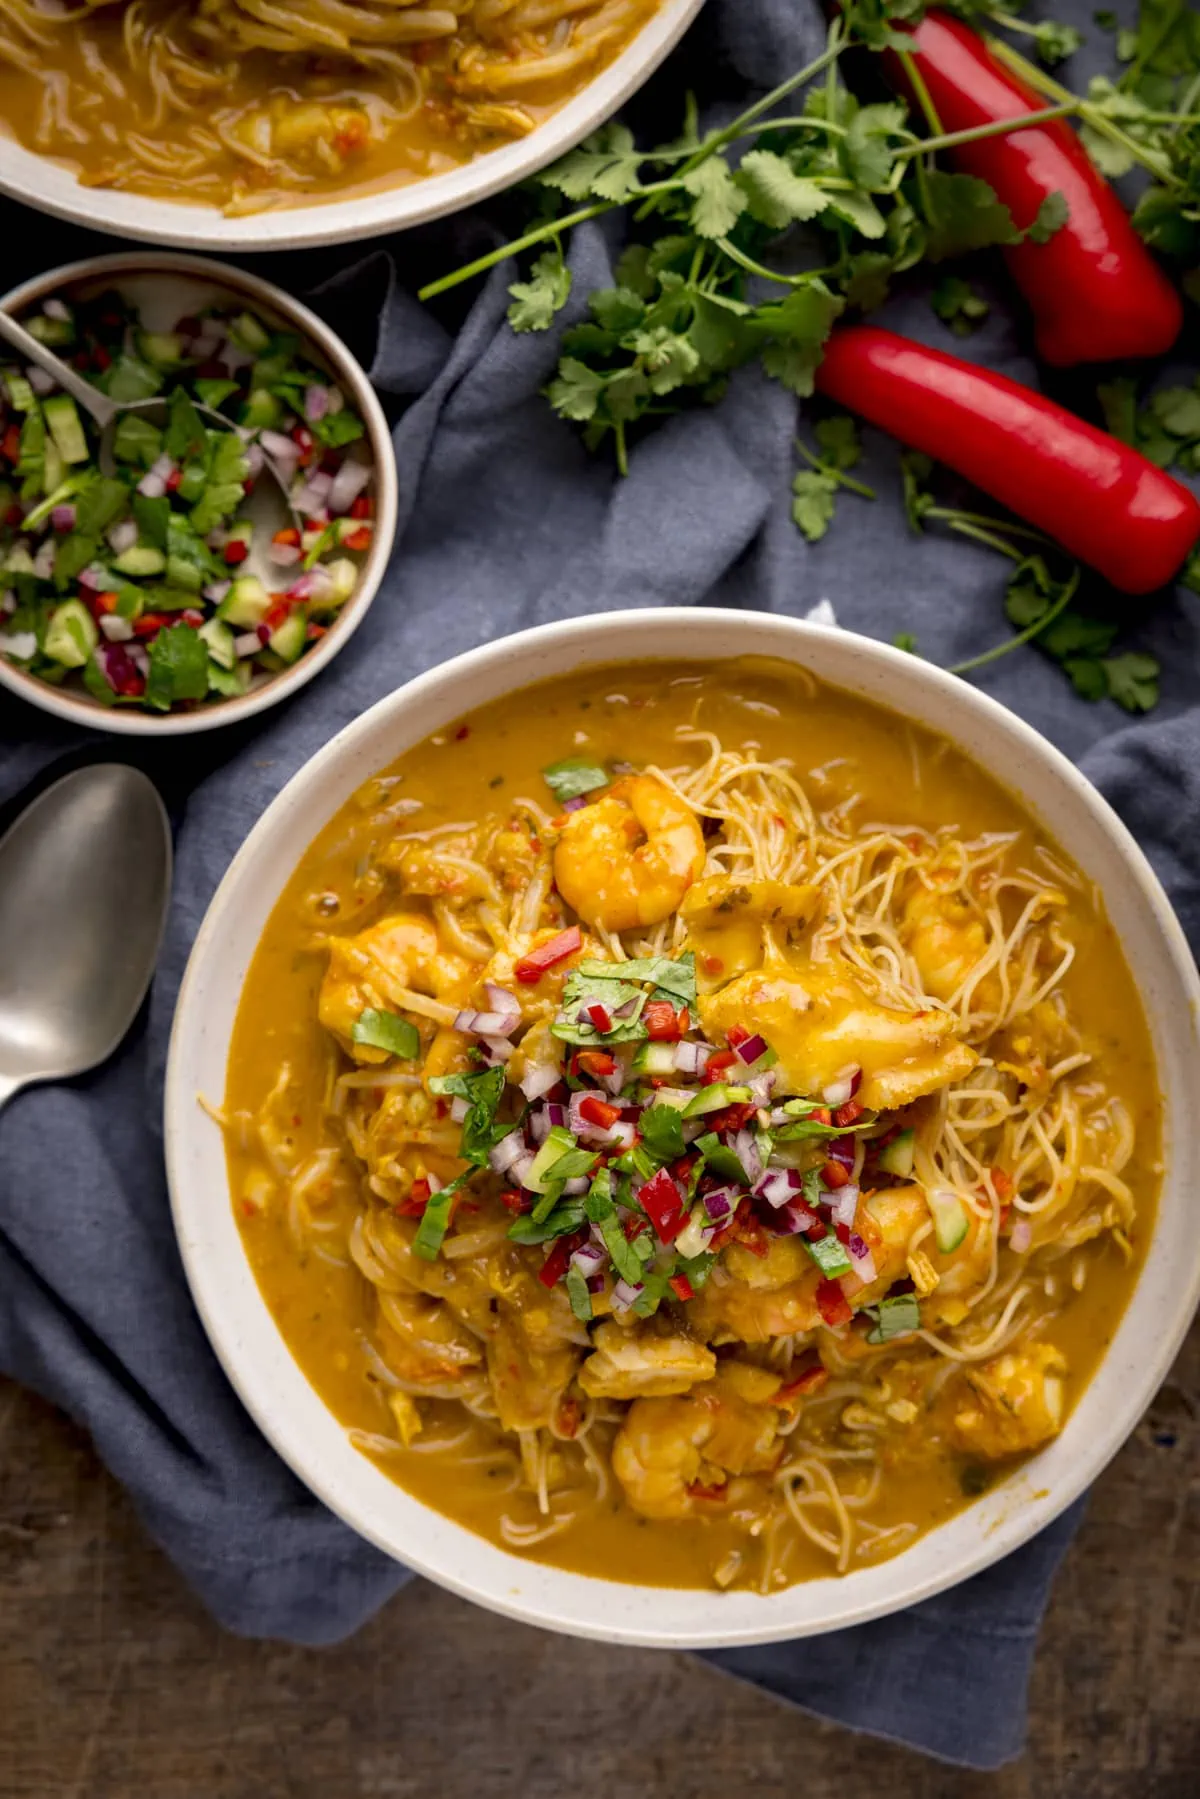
[{"left": 0, "top": 764, "right": 172, "bottom": 1109}]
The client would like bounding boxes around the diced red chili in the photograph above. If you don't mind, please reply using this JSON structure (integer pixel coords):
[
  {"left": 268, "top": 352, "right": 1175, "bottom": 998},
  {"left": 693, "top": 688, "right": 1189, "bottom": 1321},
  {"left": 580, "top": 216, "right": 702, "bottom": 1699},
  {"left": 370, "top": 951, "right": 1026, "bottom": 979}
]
[
  {"left": 500, "top": 1189, "right": 531, "bottom": 1215},
  {"left": 730, "top": 1201, "right": 769, "bottom": 1258},
  {"left": 514, "top": 924, "right": 581, "bottom": 983},
  {"left": 539, "top": 1227, "right": 589, "bottom": 1288},
  {"left": 686, "top": 1480, "right": 729, "bottom": 1503},
  {"left": 1, "top": 424, "right": 21, "bottom": 463},
  {"left": 4, "top": 503, "right": 22, "bottom": 527},
  {"left": 556, "top": 1397, "right": 581, "bottom": 1439},
  {"left": 701, "top": 954, "right": 725, "bottom": 976},
  {"left": 165, "top": 468, "right": 183, "bottom": 493},
  {"left": 579, "top": 1095, "right": 620, "bottom": 1130},
  {"left": 638, "top": 1167, "right": 687, "bottom": 1244},
  {"left": 644, "top": 1000, "right": 685, "bottom": 1041},
  {"left": 727, "top": 1023, "right": 751, "bottom": 1048},
  {"left": 773, "top": 1363, "right": 830, "bottom": 1406},
  {"left": 585, "top": 1002, "right": 613, "bottom": 1033},
  {"left": 703, "top": 1048, "right": 738, "bottom": 1082},
  {"left": 833, "top": 1097, "right": 865, "bottom": 1127},
  {"left": 575, "top": 1048, "right": 616, "bottom": 1078},
  {"left": 822, "top": 1159, "right": 851, "bottom": 1190},
  {"left": 991, "top": 1167, "right": 1013, "bottom": 1198},
  {"left": 706, "top": 1101, "right": 757, "bottom": 1135},
  {"left": 622, "top": 1213, "right": 650, "bottom": 1242},
  {"left": 816, "top": 1278, "right": 853, "bottom": 1328},
  {"left": 350, "top": 493, "right": 373, "bottom": 520},
  {"left": 342, "top": 525, "right": 372, "bottom": 553},
  {"left": 132, "top": 612, "right": 170, "bottom": 639},
  {"left": 834, "top": 1221, "right": 851, "bottom": 1245},
  {"left": 223, "top": 539, "right": 249, "bottom": 566},
  {"left": 93, "top": 591, "right": 120, "bottom": 616},
  {"left": 395, "top": 1176, "right": 432, "bottom": 1218},
  {"left": 273, "top": 527, "right": 301, "bottom": 549},
  {"left": 668, "top": 1272, "right": 696, "bottom": 1303}
]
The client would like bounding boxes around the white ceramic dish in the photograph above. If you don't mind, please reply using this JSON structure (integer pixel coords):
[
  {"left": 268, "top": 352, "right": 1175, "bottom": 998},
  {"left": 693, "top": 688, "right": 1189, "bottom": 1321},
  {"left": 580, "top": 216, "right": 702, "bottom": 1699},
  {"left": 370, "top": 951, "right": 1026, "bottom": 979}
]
[
  {"left": 0, "top": 1, "right": 704, "bottom": 252},
  {"left": 0, "top": 253, "right": 397, "bottom": 736},
  {"left": 165, "top": 608, "right": 1200, "bottom": 1646}
]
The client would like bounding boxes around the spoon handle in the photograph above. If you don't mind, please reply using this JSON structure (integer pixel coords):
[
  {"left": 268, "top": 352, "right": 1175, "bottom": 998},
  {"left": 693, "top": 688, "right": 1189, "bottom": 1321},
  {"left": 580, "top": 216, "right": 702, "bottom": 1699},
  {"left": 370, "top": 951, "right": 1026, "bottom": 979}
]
[{"left": 0, "top": 307, "right": 117, "bottom": 430}]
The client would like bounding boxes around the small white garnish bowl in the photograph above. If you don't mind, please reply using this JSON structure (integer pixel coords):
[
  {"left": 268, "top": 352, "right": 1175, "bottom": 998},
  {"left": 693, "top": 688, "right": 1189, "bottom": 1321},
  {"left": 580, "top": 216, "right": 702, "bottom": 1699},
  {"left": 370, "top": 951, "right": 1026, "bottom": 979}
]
[
  {"left": 166, "top": 609, "right": 1200, "bottom": 1645},
  {"left": 0, "top": 252, "right": 397, "bottom": 736}
]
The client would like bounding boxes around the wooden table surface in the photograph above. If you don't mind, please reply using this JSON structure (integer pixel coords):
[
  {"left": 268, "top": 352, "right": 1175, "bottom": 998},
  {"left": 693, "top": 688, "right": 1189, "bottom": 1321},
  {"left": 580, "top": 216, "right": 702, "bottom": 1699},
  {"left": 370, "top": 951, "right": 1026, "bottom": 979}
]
[{"left": 2, "top": 1321, "right": 1196, "bottom": 1799}]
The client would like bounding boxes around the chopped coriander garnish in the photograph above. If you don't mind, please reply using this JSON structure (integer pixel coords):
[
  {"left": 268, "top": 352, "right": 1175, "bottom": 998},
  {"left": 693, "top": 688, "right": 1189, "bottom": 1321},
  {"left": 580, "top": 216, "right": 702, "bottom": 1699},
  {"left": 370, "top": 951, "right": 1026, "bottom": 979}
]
[
  {"left": 542, "top": 756, "right": 610, "bottom": 802},
  {"left": 866, "top": 1292, "right": 922, "bottom": 1344},
  {"left": 565, "top": 1264, "right": 593, "bottom": 1321},
  {"left": 640, "top": 1104, "right": 687, "bottom": 1163},
  {"left": 803, "top": 1232, "right": 853, "bottom": 1279},
  {"left": 412, "top": 1175, "right": 467, "bottom": 1262}
]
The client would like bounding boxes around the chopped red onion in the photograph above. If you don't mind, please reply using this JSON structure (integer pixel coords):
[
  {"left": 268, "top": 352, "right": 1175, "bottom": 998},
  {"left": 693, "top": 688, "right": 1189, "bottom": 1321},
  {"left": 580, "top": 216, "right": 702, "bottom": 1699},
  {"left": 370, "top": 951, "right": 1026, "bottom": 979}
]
[
  {"left": 510, "top": 1150, "right": 537, "bottom": 1190},
  {"left": 243, "top": 442, "right": 265, "bottom": 480},
  {"left": 76, "top": 565, "right": 102, "bottom": 592},
  {"left": 107, "top": 517, "right": 138, "bottom": 556},
  {"left": 327, "top": 457, "right": 371, "bottom": 516},
  {"left": 755, "top": 1169, "right": 801, "bottom": 1209},
  {"left": 544, "top": 1103, "right": 567, "bottom": 1129},
  {"left": 847, "top": 1234, "right": 877, "bottom": 1282},
  {"left": 43, "top": 298, "right": 70, "bottom": 322},
  {"left": 478, "top": 1036, "right": 513, "bottom": 1066},
  {"left": 203, "top": 579, "right": 232, "bottom": 605},
  {"left": 1009, "top": 1218, "right": 1033, "bottom": 1254},
  {"left": 269, "top": 542, "right": 303, "bottom": 567},
  {"left": 260, "top": 428, "right": 301, "bottom": 466},
  {"left": 128, "top": 644, "right": 150, "bottom": 676},
  {"left": 828, "top": 1135, "right": 857, "bottom": 1171},
  {"left": 733, "top": 1127, "right": 763, "bottom": 1186},
  {"left": 99, "top": 613, "right": 133, "bottom": 643},
  {"left": 450, "top": 1096, "right": 469, "bottom": 1123},
  {"left": 483, "top": 984, "right": 522, "bottom": 1033},
  {"left": 561, "top": 1176, "right": 590, "bottom": 1197},
  {"left": 821, "top": 1067, "right": 860, "bottom": 1107},
  {"left": 561, "top": 795, "right": 587, "bottom": 814},
  {"left": 50, "top": 503, "right": 76, "bottom": 532},
  {"left": 32, "top": 541, "right": 55, "bottom": 580},
  {"left": 747, "top": 1070, "right": 776, "bottom": 1108},
  {"left": 571, "top": 1243, "right": 606, "bottom": 1277},
  {"left": 673, "top": 1040, "right": 712, "bottom": 1077},
  {"left": 586, "top": 1272, "right": 606, "bottom": 1294},
  {"left": 769, "top": 1199, "right": 820, "bottom": 1236},
  {"left": 233, "top": 631, "right": 260, "bottom": 658},
  {"left": 137, "top": 471, "right": 167, "bottom": 500},
  {"left": 829, "top": 1184, "right": 859, "bottom": 1228},
  {"left": 304, "top": 384, "right": 331, "bottom": 423},
  {"left": 519, "top": 1060, "right": 561, "bottom": 1104},
  {"left": 453, "top": 1007, "right": 517, "bottom": 1039},
  {"left": 191, "top": 333, "right": 222, "bottom": 363},
  {"left": 733, "top": 1033, "right": 769, "bottom": 1065},
  {"left": 611, "top": 1278, "right": 644, "bottom": 1314},
  {"left": 26, "top": 365, "right": 56, "bottom": 397},
  {"left": 528, "top": 1109, "right": 550, "bottom": 1145},
  {"left": 703, "top": 1187, "right": 735, "bottom": 1223},
  {"left": 292, "top": 480, "right": 331, "bottom": 518},
  {"left": 286, "top": 566, "right": 336, "bottom": 605},
  {"left": 605, "top": 1120, "right": 637, "bottom": 1152},
  {"left": 488, "top": 1131, "right": 526, "bottom": 1176}
]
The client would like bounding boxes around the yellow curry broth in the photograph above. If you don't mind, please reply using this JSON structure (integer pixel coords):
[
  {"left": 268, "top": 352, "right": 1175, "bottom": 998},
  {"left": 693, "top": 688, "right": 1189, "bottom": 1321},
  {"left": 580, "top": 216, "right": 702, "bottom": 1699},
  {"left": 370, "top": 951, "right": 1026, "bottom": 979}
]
[{"left": 226, "top": 658, "right": 1159, "bottom": 1590}]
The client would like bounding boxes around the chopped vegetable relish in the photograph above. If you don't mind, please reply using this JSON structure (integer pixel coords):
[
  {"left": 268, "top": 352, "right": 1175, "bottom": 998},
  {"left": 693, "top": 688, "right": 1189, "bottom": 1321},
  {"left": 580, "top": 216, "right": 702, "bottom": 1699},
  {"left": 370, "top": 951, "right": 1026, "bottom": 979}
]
[{"left": 0, "top": 290, "right": 374, "bottom": 713}]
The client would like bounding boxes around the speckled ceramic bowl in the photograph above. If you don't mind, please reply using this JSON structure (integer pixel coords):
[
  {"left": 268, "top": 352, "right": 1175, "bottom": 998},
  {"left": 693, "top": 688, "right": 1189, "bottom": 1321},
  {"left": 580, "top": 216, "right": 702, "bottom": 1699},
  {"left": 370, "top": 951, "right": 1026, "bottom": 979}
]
[{"left": 165, "top": 608, "right": 1200, "bottom": 1645}]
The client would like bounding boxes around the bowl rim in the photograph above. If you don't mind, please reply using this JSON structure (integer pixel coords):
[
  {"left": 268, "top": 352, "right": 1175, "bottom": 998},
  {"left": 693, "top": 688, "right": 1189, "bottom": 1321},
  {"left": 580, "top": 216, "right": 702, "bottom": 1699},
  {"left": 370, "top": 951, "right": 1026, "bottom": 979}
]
[
  {"left": 0, "top": 0, "right": 705, "bottom": 252},
  {"left": 0, "top": 251, "right": 398, "bottom": 736},
  {"left": 165, "top": 607, "right": 1200, "bottom": 1645}
]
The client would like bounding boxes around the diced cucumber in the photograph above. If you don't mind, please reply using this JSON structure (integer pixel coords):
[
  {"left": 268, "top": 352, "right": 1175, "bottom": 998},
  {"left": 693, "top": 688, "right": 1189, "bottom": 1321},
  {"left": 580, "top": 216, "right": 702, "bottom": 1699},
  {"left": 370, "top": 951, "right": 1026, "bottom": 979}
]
[
  {"left": 322, "top": 557, "right": 358, "bottom": 610},
  {"left": 217, "top": 574, "right": 269, "bottom": 628},
  {"left": 231, "top": 311, "right": 271, "bottom": 354},
  {"left": 41, "top": 437, "right": 65, "bottom": 498},
  {"left": 928, "top": 1188, "right": 969, "bottom": 1255},
  {"left": 267, "top": 605, "right": 308, "bottom": 664},
  {"left": 240, "top": 387, "right": 282, "bottom": 430},
  {"left": 631, "top": 1041, "right": 678, "bottom": 1077},
  {"left": 43, "top": 395, "right": 89, "bottom": 466},
  {"left": 207, "top": 659, "right": 252, "bottom": 698},
  {"left": 177, "top": 463, "right": 207, "bottom": 505},
  {"left": 255, "top": 649, "right": 286, "bottom": 672},
  {"left": 165, "top": 554, "right": 203, "bottom": 593},
  {"left": 3, "top": 371, "right": 36, "bottom": 412},
  {"left": 137, "top": 331, "right": 185, "bottom": 368},
  {"left": 27, "top": 313, "right": 74, "bottom": 348},
  {"left": 44, "top": 598, "right": 98, "bottom": 668},
  {"left": 878, "top": 1128, "right": 915, "bottom": 1179},
  {"left": 682, "top": 1082, "right": 753, "bottom": 1120},
  {"left": 113, "top": 544, "right": 166, "bottom": 577},
  {"left": 526, "top": 1125, "right": 576, "bottom": 1195},
  {"left": 115, "top": 585, "right": 145, "bottom": 620},
  {"left": 199, "top": 617, "right": 237, "bottom": 669}
]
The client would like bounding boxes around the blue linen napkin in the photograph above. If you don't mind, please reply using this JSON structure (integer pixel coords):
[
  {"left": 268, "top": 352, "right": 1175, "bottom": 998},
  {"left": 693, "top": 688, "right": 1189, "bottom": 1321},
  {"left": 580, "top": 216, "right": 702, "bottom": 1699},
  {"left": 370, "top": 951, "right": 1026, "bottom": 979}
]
[{"left": 0, "top": 0, "right": 1195, "bottom": 1770}]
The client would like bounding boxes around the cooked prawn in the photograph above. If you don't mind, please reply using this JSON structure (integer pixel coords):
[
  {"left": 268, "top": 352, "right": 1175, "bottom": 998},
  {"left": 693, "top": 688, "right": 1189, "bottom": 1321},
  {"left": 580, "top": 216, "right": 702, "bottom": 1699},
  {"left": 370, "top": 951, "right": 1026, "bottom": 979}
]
[
  {"left": 579, "top": 1321, "right": 716, "bottom": 1398},
  {"left": 319, "top": 912, "right": 478, "bottom": 1062},
  {"left": 553, "top": 776, "right": 706, "bottom": 932},
  {"left": 612, "top": 1376, "right": 782, "bottom": 1520},
  {"left": 950, "top": 1343, "right": 1067, "bottom": 1458}
]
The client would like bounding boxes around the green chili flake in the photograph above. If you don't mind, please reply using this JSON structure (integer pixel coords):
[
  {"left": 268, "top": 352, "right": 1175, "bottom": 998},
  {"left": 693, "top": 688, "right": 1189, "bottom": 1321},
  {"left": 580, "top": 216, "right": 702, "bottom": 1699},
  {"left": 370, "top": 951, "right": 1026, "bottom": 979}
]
[{"left": 351, "top": 1008, "right": 420, "bottom": 1060}]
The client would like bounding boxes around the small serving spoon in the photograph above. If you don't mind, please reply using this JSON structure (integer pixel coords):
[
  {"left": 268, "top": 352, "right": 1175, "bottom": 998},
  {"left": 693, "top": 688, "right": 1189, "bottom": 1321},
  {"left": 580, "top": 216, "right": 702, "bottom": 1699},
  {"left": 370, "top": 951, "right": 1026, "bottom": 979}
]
[
  {"left": 0, "top": 306, "right": 299, "bottom": 581},
  {"left": 0, "top": 764, "right": 172, "bottom": 1114}
]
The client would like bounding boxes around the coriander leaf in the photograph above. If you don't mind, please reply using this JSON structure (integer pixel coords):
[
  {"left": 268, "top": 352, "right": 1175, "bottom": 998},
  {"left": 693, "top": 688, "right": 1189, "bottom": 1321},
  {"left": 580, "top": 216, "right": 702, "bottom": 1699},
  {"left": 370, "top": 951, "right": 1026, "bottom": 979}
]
[
  {"left": 1080, "top": 122, "right": 1137, "bottom": 179},
  {"left": 74, "top": 476, "right": 129, "bottom": 538},
  {"left": 547, "top": 357, "right": 606, "bottom": 423},
  {"left": 144, "top": 621, "right": 209, "bottom": 712},
  {"left": 310, "top": 410, "right": 364, "bottom": 450},
  {"left": 507, "top": 1200, "right": 587, "bottom": 1246},
  {"left": 428, "top": 1066, "right": 509, "bottom": 1163},
  {"left": 541, "top": 122, "right": 642, "bottom": 202},
  {"left": 508, "top": 248, "right": 572, "bottom": 334},
  {"left": 164, "top": 388, "right": 207, "bottom": 465},
  {"left": 931, "top": 274, "right": 990, "bottom": 336},
  {"left": 1032, "top": 21, "right": 1084, "bottom": 65},
  {"left": 758, "top": 285, "right": 844, "bottom": 398},
  {"left": 825, "top": 190, "right": 888, "bottom": 239},
  {"left": 574, "top": 954, "right": 696, "bottom": 1005},
  {"left": 866, "top": 1292, "right": 920, "bottom": 1344},
  {"left": 565, "top": 1264, "right": 593, "bottom": 1321},
  {"left": 351, "top": 1008, "right": 420, "bottom": 1059},
  {"left": 1026, "top": 190, "right": 1070, "bottom": 244},
  {"left": 814, "top": 415, "right": 861, "bottom": 471},
  {"left": 640, "top": 1104, "right": 687, "bottom": 1163},
  {"left": 1152, "top": 386, "right": 1200, "bottom": 438},
  {"left": 792, "top": 469, "right": 838, "bottom": 542},
  {"left": 894, "top": 632, "right": 918, "bottom": 653},
  {"left": 1103, "top": 652, "right": 1160, "bottom": 713},
  {"left": 901, "top": 451, "right": 935, "bottom": 530},
  {"left": 542, "top": 755, "right": 609, "bottom": 801},
  {"left": 413, "top": 1173, "right": 470, "bottom": 1262},
  {"left": 840, "top": 250, "right": 896, "bottom": 311},
  {"left": 682, "top": 156, "right": 747, "bottom": 238},
  {"left": 840, "top": 101, "right": 907, "bottom": 189},
  {"left": 1063, "top": 656, "right": 1110, "bottom": 701},
  {"left": 921, "top": 172, "right": 1021, "bottom": 261},
  {"left": 589, "top": 285, "right": 646, "bottom": 335},
  {"left": 735, "top": 150, "right": 829, "bottom": 230}
]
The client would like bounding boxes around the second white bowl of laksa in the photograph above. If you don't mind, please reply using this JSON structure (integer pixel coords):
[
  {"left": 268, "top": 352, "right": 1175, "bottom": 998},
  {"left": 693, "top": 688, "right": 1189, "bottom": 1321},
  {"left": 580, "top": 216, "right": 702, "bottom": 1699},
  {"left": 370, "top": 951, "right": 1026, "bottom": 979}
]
[{"left": 166, "top": 610, "right": 1200, "bottom": 1645}]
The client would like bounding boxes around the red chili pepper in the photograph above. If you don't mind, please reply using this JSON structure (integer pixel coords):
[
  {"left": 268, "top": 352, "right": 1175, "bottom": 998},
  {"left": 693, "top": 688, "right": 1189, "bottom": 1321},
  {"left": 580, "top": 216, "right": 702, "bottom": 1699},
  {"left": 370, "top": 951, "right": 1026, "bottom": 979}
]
[
  {"left": 1, "top": 424, "right": 21, "bottom": 463},
  {"left": 92, "top": 591, "right": 120, "bottom": 616},
  {"left": 585, "top": 1002, "right": 613, "bottom": 1033},
  {"left": 773, "top": 1361, "right": 829, "bottom": 1406},
  {"left": 165, "top": 468, "right": 183, "bottom": 493},
  {"left": 703, "top": 1047, "right": 738, "bottom": 1082},
  {"left": 350, "top": 494, "right": 374, "bottom": 520},
  {"left": 4, "top": 503, "right": 22, "bottom": 527},
  {"left": 500, "top": 1188, "right": 531, "bottom": 1215},
  {"left": 726, "top": 1023, "right": 751, "bottom": 1048},
  {"left": 342, "top": 526, "right": 372, "bottom": 552},
  {"left": 223, "top": 538, "right": 249, "bottom": 566},
  {"left": 815, "top": 1278, "right": 853, "bottom": 1328},
  {"left": 814, "top": 326, "right": 1200, "bottom": 595},
  {"left": 644, "top": 1000, "right": 684, "bottom": 1041},
  {"left": 538, "top": 1227, "right": 587, "bottom": 1289},
  {"left": 668, "top": 1272, "right": 696, "bottom": 1303},
  {"left": 833, "top": 1097, "right": 865, "bottom": 1129},
  {"left": 579, "top": 1094, "right": 621, "bottom": 1130},
  {"left": 132, "top": 611, "right": 170, "bottom": 639},
  {"left": 638, "top": 1167, "right": 687, "bottom": 1244},
  {"left": 885, "top": 12, "right": 1182, "bottom": 367},
  {"left": 706, "top": 1101, "right": 758, "bottom": 1135},
  {"left": 395, "top": 1176, "right": 432, "bottom": 1218},
  {"left": 730, "top": 1204, "right": 770, "bottom": 1258},
  {"left": 822, "top": 1159, "right": 851, "bottom": 1191},
  {"left": 575, "top": 1048, "right": 616, "bottom": 1078},
  {"left": 514, "top": 924, "right": 581, "bottom": 983},
  {"left": 273, "top": 527, "right": 301, "bottom": 548}
]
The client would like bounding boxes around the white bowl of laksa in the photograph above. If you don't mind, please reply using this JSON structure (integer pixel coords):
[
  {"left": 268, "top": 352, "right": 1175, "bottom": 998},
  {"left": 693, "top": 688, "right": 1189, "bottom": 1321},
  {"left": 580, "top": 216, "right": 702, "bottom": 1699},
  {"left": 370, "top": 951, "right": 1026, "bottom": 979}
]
[
  {"left": 166, "top": 610, "right": 1200, "bottom": 1645},
  {"left": 0, "top": 1, "right": 703, "bottom": 250}
]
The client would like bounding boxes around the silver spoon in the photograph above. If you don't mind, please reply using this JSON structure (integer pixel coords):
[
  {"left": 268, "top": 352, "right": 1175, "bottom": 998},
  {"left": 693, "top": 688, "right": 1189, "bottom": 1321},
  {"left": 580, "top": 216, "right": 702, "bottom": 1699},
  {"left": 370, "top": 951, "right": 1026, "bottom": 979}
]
[
  {"left": 0, "top": 306, "right": 299, "bottom": 581},
  {"left": 0, "top": 764, "right": 172, "bottom": 1114}
]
